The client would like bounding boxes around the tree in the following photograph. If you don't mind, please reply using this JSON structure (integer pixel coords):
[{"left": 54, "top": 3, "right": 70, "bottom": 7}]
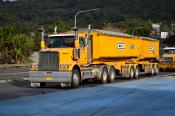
[
  {"left": 0, "top": 25, "right": 16, "bottom": 63},
  {"left": 45, "top": 20, "right": 71, "bottom": 34},
  {"left": 55, "top": 21, "right": 71, "bottom": 33},
  {"left": 0, "top": 25, "right": 35, "bottom": 64},
  {"left": 11, "top": 34, "right": 34, "bottom": 63}
]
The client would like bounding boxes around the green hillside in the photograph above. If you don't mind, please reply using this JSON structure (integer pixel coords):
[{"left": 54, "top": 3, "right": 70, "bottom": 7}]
[
  {"left": 0, "top": 0, "right": 175, "bottom": 63},
  {"left": 0, "top": 0, "right": 175, "bottom": 29}
]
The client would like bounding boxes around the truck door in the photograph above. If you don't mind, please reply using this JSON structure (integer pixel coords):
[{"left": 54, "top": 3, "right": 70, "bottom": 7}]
[{"left": 79, "top": 37, "right": 87, "bottom": 64}]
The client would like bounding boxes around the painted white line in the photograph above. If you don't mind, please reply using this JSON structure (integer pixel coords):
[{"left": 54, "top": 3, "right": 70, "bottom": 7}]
[
  {"left": 0, "top": 72, "right": 28, "bottom": 76},
  {"left": 23, "top": 78, "right": 29, "bottom": 80},
  {"left": 0, "top": 80, "right": 7, "bottom": 83},
  {"left": 155, "top": 73, "right": 175, "bottom": 78},
  {"left": 7, "top": 80, "right": 12, "bottom": 82},
  {"left": 140, "top": 73, "right": 175, "bottom": 80}
]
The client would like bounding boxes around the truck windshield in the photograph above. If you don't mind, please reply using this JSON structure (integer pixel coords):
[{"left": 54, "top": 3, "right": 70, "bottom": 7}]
[
  {"left": 47, "top": 36, "right": 75, "bottom": 48},
  {"left": 164, "top": 49, "right": 175, "bottom": 54}
]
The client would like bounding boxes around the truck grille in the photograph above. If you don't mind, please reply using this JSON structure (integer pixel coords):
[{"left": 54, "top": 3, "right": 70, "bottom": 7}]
[
  {"left": 163, "top": 57, "right": 173, "bottom": 64},
  {"left": 39, "top": 51, "right": 59, "bottom": 71}
]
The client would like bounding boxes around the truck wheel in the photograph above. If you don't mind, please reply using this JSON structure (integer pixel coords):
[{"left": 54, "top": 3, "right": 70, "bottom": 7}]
[
  {"left": 150, "top": 66, "right": 155, "bottom": 76},
  {"left": 100, "top": 67, "right": 108, "bottom": 84},
  {"left": 154, "top": 65, "right": 159, "bottom": 75},
  {"left": 134, "top": 66, "right": 139, "bottom": 79},
  {"left": 129, "top": 66, "right": 134, "bottom": 79},
  {"left": 71, "top": 69, "right": 80, "bottom": 88},
  {"left": 108, "top": 67, "right": 116, "bottom": 83}
]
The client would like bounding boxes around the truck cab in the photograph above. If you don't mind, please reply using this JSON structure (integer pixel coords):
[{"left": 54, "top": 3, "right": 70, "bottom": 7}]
[
  {"left": 160, "top": 47, "right": 175, "bottom": 70},
  {"left": 29, "top": 32, "right": 89, "bottom": 88}
]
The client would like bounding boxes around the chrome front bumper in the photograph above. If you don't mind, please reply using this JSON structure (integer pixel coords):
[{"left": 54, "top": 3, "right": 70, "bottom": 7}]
[{"left": 29, "top": 71, "right": 72, "bottom": 83}]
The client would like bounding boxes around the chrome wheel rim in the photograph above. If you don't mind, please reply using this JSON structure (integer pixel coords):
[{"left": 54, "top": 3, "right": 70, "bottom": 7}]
[
  {"left": 103, "top": 71, "right": 108, "bottom": 81},
  {"left": 130, "top": 68, "right": 134, "bottom": 78},
  {"left": 152, "top": 68, "right": 154, "bottom": 75},
  {"left": 155, "top": 67, "right": 159, "bottom": 74},
  {"left": 73, "top": 73, "right": 79, "bottom": 85},
  {"left": 110, "top": 70, "right": 115, "bottom": 80},
  {"left": 135, "top": 69, "right": 139, "bottom": 78}
]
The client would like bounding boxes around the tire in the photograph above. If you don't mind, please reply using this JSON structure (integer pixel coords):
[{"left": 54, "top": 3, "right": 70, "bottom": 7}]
[
  {"left": 154, "top": 65, "right": 159, "bottom": 75},
  {"left": 108, "top": 67, "right": 116, "bottom": 83},
  {"left": 71, "top": 69, "right": 80, "bottom": 88},
  {"left": 134, "top": 66, "right": 139, "bottom": 79},
  {"left": 40, "top": 82, "right": 46, "bottom": 88},
  {"left": 150, "top": 66, "right": 155, "bottom": 76},
  {"left": 100, "top": 67, "right": 108, "bottom": 84},
  {"left": 129, "top": 66, "right": 134, "bottom": 79}
]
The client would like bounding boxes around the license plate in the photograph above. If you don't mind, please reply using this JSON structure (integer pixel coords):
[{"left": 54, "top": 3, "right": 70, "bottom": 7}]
[{"left": 45, "top": 77, "right": 53, "bottom": 81}]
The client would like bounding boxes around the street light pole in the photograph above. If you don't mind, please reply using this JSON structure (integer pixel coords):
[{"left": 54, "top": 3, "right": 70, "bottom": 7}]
[
  {"left": 74, "top": 8, "right": 100, "bottom": 29},
  {"left": 171, "top": 23, "right": 175, "bottom": 34},
  {"left": 72, "top": 8, "right": 100, "bottom": 60},
  {"left": 132, "top": 26, "right": 150, "bottom": 36},
  {"left": 73, "top": 8, "right": 100, "bottom": 40}
]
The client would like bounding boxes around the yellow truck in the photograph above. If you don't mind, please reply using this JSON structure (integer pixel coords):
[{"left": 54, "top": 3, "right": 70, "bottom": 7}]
[
  {"left": 160, "top": 47, "right": 175, "bottom": 70},
  {"left": 29, "top": 29, "right": 159, "bottom": 88}
]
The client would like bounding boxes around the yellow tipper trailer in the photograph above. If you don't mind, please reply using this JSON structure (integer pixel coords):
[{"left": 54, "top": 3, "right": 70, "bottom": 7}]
[{"left": 29, "top": 29, "right": 159, "bottom": 88}]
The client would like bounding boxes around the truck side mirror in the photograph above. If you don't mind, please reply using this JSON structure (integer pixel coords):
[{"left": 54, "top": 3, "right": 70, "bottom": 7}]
[{"left": 74, "top": 39, "right": 80, "bottom": 60}]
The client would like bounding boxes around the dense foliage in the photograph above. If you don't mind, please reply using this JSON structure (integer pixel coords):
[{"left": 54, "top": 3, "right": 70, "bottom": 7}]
[
  {"left": 0, "top": 0, "right": 175, "bottom": 29},
  {"left": 0, "top": 25, "right": 34, "bottom": 64},
  {"left": 0, "top": 0, "right": 175, "bottom": 63}
]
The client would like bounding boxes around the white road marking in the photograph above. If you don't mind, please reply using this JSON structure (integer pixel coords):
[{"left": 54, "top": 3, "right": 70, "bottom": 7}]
[
  {"left": 0, "top": 80, "right": 7, "bottom": 83},
  {"left": 155, "top": 73, "right": 175, "bottom": 78},
  {"left": 137, "top": 73, "right": 175, "bottom": 81},
  {"left": 7, "top": 80, "right": 12, "bottom": 82},
  {"left": 23, "top": 78, "right": 29, "bottom": 80},
  {"left": 0, "top": 72, "right": 28, "bottom": 76},
  {"left": 0, "top": 78, "right": 27, "bottom": 84}
]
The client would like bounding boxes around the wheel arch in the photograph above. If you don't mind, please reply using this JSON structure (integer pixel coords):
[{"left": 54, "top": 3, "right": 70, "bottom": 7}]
[{"left": 107, "top": 65, "right": 116, "bottom": 72}]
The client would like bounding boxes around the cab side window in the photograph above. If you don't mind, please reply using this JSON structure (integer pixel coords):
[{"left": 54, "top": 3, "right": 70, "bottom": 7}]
[{"left": 79, "top": 37, "right": 85, "bottom": 48}]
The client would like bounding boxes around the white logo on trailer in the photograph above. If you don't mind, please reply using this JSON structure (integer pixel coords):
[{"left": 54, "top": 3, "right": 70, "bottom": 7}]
[
  {"left": 149, "top": 46, "right": 154, "bottom": 51},
  {"left": 117, "top": 43, "right": 125, "bottom": 49}
]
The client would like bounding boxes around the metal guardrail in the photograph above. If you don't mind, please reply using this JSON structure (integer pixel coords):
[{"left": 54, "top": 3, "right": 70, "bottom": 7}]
[{"left": 0, "top": 64, "right": 30, "bottom": 69}]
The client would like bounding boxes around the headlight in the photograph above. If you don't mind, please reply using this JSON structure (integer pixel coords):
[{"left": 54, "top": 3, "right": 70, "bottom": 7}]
[
  {"left": 31, "top": 64, "right": 38, "bottom": 69},
  {"left": 60, "top": 64, "right": 69, "bottom": 69}
]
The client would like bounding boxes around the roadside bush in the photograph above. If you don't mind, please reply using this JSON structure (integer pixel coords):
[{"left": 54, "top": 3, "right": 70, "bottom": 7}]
[
  {"left": 10, "top": 34, "right": 34, "bottom": 63},
  {"left": 0, "top": 25, "right": 35, "bottom": 64}
]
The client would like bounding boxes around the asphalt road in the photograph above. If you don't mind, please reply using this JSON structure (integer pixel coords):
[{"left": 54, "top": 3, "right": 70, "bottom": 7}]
[
  {"left": 0, "top": 67, "right": 65, "bottom": 101},
  {"left": 0, "top": 72, "right": 175, "bottom": 116},
  {"left": 0, "top": 67, "right": 174, "bottom": 101}
]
